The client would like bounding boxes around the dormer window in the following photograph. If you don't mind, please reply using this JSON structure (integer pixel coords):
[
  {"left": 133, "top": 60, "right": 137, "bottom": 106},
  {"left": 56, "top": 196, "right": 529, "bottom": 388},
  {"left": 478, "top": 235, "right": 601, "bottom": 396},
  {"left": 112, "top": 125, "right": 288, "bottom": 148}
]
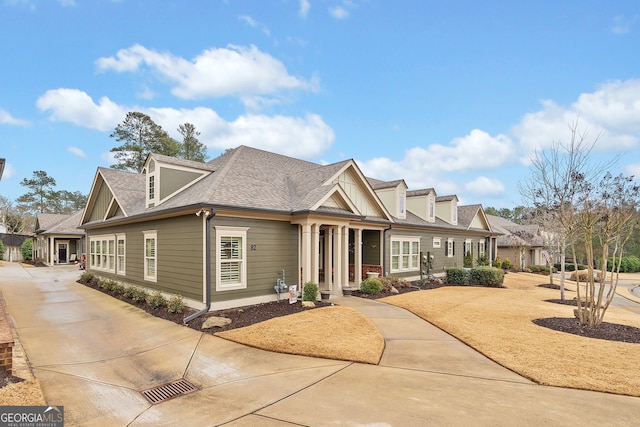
[
  {"left": 398, "top": 188, "right": 406, "bottom": 219},
  {"left": 428, "top": 197, "right": 435, "bottom": 222},
  {"left": 147, "top": 159, "right": 157, "bottom": 208}
]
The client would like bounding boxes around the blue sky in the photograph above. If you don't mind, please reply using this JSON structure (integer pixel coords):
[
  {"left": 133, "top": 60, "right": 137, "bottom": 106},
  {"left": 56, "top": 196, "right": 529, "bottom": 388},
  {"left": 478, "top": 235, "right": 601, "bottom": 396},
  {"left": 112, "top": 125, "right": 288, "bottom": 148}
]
[{"left": 1, "top": 0, "right": 639, "bottom": 209}]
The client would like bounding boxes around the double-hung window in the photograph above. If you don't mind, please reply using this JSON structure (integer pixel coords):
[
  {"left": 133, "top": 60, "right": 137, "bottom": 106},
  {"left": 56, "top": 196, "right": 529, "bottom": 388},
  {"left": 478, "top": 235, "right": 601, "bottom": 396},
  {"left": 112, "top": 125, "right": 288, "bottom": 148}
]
[
  {"left": 446, "top": 238, "right": 455, "bottom": 258},
  {"left": 216, "top": 227, "right": 249, "bottom": 291},
  {"left": 390, "top": 237, "right": 420, "bottom": 273},
  {"left": 116, "top": 234, "right": 126, "bottom": 275},
  {"left": 89, "top": 234, "right": 120, "bottom": 274},
  {"left": 144, "top": 231, "right": 157, "bottom": 282}
]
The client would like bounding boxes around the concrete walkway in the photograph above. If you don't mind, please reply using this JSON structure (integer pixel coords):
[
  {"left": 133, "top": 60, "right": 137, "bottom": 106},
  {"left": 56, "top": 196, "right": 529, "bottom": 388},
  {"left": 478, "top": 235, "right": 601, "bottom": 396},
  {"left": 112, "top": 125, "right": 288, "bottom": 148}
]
[{"left": 1, "top": 262, "right": 640, "bottom": 426}]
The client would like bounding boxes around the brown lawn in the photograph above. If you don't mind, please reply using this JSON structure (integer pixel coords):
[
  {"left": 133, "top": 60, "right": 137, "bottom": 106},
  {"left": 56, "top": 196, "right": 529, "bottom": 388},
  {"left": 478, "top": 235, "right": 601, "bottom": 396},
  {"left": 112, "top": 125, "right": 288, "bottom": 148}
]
[
  {"left": 381, "top": 272, "right": 640, "bottom": 396},
  {"left": 216, "top": 305, "right": 385, "bottom": 365}
]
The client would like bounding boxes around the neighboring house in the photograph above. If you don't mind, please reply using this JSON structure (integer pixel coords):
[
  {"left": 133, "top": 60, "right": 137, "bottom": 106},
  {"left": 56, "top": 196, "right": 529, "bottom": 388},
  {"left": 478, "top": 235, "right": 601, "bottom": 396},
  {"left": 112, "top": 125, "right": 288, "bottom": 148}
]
[
  {"left": 0, "top": 233, "right": 30, "bottom": 262},
  {"left": 487, "top": 214, "right": 550, "bottom": 269},
  {"left": 34, "top": 211, "right": 85, "bottom": 266},
  {"left": 80, "top": 146, "right": 499, "bottom": 311}
]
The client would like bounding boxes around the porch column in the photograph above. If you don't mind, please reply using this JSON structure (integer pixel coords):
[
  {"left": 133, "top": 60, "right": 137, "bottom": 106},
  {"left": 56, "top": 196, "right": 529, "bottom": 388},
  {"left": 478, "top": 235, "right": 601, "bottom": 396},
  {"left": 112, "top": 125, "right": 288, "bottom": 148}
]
[
  {"left": 341, "top": 225, "right": 349, "bottom": 286},
  {"left": 325, "top": 227, "right": 333, "bottom": 290},
  {"left": 49, "top": 237, "right": 55, "bottom": 265},
  {"left": 379, "top": 230, "right": 384, "bottom": 276},
  {"left": 354, "top": 228, "right": 362, "bottom": 286},
  {"left": 301, "top": 224, "right": 312, "bottom": 285},
  {"left": 311, "top": 223, "right": 320, "bottom": 285},
  {"left": 333, "top": 226, "right": 343, "bottom": 290}
]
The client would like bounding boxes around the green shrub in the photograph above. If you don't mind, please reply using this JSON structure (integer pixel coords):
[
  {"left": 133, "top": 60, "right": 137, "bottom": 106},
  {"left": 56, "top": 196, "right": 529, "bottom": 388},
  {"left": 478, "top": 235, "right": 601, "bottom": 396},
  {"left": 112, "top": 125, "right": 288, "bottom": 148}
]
[
  {"left": 380, "top": 276, "right": 411, "bottom": 292},
  {"left": 123, "top": 285, "right": 137, "bottom": 299},
  {"left": 446, "top": 268, "right": 470, "bottom": 285},
  {"left": 0, "top": 240, "right": 5, "bottom": 258},
  {"left": 167, "top": 295, "right": 185, "bottom": 314},
  {"left": 130, "top": 287, "right": 149, "bottom": 304},
  {"left": 470, "top": 266, "right": 504, "bottom": 287},
  {"left": 501, "top": 258, "right": 513, "bottom": 269},
  {"left": 79, "top": 271, "right": 95, "bottom": 283},
  {"left": 302, "top": 282, "right": 319, "bottom": 301},
  {"left": 476, "top": 254, "right": 490, "bottom": 266},
  {"left": 21, "top": 239, "right": 32, "bottom": 261},
  {"left": 492, "top": 256, "right": 502, "bottom": 269},
  {"left": 464, "top": 251, "right": 473, "bottom": 268},
  {"left": 146, "top": 290, "right": 167, "bottom": 308},
  {"left": 360, "top": 278, "right": 383, "bottom": 294}
]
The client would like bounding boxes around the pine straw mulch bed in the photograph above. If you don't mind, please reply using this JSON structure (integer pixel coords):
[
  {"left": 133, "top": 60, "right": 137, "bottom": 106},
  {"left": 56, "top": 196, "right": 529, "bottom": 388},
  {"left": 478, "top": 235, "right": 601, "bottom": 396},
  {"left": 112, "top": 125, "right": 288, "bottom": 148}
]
[
  {"left": 380, "top": 272, "right": 640, "bottom": 397},
  {"left": 0, "top": 370, "right": 45, "bottom": 405}
]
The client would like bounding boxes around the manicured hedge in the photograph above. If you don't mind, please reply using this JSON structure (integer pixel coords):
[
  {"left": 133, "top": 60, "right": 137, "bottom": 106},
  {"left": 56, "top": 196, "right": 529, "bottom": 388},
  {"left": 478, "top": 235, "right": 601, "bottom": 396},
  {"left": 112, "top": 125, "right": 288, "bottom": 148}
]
[{"left": 446, "top": 266, "right": 504, "bottom": 287}]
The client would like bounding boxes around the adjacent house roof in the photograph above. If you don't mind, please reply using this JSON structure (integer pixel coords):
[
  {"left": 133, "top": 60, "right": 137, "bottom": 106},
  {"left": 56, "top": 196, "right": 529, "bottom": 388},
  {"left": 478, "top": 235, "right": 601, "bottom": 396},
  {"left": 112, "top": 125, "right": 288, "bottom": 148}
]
[
  {"left": 486, "top": 214, "right": 545, "bottom": 247},
  {"left": 35, "top": 210, "right": 84, "bottom": 236}
]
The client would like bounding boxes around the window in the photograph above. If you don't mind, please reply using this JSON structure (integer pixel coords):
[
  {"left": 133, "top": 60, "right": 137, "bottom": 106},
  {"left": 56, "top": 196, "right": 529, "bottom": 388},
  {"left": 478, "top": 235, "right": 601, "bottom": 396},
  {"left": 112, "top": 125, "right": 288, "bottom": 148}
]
[
  {"left": 148, "top": 175, "right": 155, "bottom": 200},
  {"left": 116, "top": 234, "right": 126, "bottom": 275},
  {"left": 446, "top": 238, "right": 455, "bottom": 258},
  {"left": 144, "top": 231, "right": 157, "bottom": 282},
  {"left": 89, "top": 235, "right": 118, "bottom": 273},
  {"left": 429, "top": 199, "right": 435, "bottom": 220},
  {"left": 390, "top": 237, "right": 420, "bottom": 273},
  {"left": 478, "top": 240, "right": 486, "bottom": 256},
  {"left": 433, "top": 237, "right": 441, "bottom": 248},
  {"left": 464, "top": 239, "right": 472, "bottom": 257},
  {"left": 215, "top": 227, "right": 248, "bottom": 290}
]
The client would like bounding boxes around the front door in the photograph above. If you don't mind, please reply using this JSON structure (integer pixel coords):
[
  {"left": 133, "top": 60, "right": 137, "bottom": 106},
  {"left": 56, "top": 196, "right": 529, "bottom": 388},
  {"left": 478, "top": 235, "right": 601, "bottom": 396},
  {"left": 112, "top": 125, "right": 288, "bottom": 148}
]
[{"left": 58, "top": 243, "right": 67, "bottom": 263}]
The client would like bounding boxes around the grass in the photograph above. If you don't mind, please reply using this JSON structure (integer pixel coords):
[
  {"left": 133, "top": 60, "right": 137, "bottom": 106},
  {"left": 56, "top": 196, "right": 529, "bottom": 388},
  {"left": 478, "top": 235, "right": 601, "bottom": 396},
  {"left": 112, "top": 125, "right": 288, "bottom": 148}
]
[
  {"left": 381, "top": 272, "right": 640, "bottom": 396},
  {"left": 216, "top": 306, "right": 385, "bottom": 364}
]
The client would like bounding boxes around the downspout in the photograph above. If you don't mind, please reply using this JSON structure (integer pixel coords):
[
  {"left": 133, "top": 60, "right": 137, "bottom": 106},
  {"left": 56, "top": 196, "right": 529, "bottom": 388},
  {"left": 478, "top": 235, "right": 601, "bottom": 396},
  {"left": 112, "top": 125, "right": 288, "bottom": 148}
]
[
  {"left": 184, "top": 208, "right": 216, "bottom": 323},
  {"left": 382, "top": 223, "right": 393, "bottom": 276}
]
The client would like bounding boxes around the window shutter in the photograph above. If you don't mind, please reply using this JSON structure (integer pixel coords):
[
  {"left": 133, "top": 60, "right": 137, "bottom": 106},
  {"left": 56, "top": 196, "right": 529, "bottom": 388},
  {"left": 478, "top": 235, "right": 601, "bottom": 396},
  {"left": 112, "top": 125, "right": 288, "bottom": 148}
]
[{"left": 453, "top": 241, "right": 456, "bottom": 256}]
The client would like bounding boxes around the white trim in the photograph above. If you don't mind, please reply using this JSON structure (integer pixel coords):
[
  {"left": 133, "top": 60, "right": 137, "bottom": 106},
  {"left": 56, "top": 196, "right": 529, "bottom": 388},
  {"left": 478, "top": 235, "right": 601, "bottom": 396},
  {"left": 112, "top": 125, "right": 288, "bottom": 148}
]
[
  {"left": 390, "top": 236, "right": 420, "bottom": 273},
  {"left": 143, "top": 230, "right": 157, "bottom": 282},
  {"left": 215, "top": 226, "right": 249, "bottom": 291},
  {"left": 116, "top": 233, "right": 126, "bottom": 275},
  {"left": 432, "top": 237, "right": 441, "bottom": 248},
  {"left": 89, "top": 234, "right": 116, "bottom": 273}
]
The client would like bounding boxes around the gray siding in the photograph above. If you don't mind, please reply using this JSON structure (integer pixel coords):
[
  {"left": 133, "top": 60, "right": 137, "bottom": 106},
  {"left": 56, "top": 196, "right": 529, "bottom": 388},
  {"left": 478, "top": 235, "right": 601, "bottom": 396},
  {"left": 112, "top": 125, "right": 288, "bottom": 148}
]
[
  {"left": 90, "top": 181, "right": 112, "bottom": 222},
  {"left": 211, "top": 216, "right": 299, "bottom": 302}
]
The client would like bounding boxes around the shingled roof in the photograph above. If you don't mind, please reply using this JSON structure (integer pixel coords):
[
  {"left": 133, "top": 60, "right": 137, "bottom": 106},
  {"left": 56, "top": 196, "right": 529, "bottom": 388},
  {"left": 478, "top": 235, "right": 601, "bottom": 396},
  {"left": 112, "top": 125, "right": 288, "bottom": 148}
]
[{"left": 35, "top": 210, "right": 84, "bottom": 235}]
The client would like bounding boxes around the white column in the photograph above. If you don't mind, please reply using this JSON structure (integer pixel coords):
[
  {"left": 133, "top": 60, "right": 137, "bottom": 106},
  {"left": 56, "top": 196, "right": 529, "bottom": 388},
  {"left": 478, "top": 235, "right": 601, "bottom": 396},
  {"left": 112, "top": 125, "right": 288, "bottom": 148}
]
[
  {"left": 342, "top": 226, "right": 349, "bottom": 285},
  {"left": 379, "top": 230, "right": 384, "bottom": 276},
  {"left": 49, "top": 237, "right": 55, "bottom": 265},
  {"left": 301, "top": 224, "right": 311, "bottom": 284},
  {"left": 311, "top": 223, "right": 320, "bottom": 285},
  {"left": 334, "top": 226, "right": 343, "bottom": 289},
  {"left": 325, "top": 227, "right": 333, "bottom": 290},
  {"left": 354, "top": 228, "right": 363, "bottom": 285}
]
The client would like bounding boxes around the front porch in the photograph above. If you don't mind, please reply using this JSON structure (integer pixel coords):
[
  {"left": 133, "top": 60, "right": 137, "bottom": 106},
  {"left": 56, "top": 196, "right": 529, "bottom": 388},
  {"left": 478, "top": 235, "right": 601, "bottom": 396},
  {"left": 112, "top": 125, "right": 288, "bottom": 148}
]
[{"left": 296, "top": 220, "right": 385, "bottom": 296}]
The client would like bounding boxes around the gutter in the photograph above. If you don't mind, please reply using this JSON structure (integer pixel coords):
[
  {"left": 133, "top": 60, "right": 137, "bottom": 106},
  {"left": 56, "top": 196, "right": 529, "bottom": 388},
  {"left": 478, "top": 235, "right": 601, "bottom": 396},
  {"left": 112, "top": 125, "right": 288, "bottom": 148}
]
[{"left": 184, "top": 207, "right": 216, "bottom": 323}]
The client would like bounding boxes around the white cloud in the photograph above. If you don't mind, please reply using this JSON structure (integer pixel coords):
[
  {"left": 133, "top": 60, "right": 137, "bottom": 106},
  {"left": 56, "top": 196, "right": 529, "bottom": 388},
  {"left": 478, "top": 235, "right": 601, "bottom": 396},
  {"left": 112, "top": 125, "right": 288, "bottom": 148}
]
[
  {"left": 0, "top": 108, "right": 30, "bottom": 126},
  {"left": 95, "top": 44, "right": 316, "bottom": 100},
  {"left": 612, "top": 14, "right": 637, "bottom": 35},
  {"left": 2, "top": 163, "right": 16, "bottom": 179},
  {"left": 36, "top": 89, "right": 334, "bottom": 159},
  {"left": 464, "top": 176, "right": 505, "bottom": 197},
  {"left": 625, "top": 163, "right": 640, "bottom": 177},
  {"left": 239, "top": 15, "right": 271, "bottom": 36},
  {"left": 329, "top": 6, "right": 349, "bottom": 19},
  {"left": 36, "top": 88, "right": 126, "bottom": 131},
  {"left": 67, "top": 146, "right": 86, "bottom": 158},
  {"left": 298, "top": 0, "right": 310, "bottom": 18},
  {"left": 512, "top": 79, "right": 640, "bottom": 156},
  {"left": 357, "top": 129, "right": 515, "bottom": 191}
]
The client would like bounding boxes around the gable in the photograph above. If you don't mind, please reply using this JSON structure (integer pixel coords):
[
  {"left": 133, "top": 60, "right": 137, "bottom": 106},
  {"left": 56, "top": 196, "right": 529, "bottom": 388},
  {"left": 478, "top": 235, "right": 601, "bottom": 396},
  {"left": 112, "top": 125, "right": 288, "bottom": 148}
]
[
  {"left": 329, "top": 166, "right": 389, "bottom": 219},
  {"left": 88, "top": 178, "right": 114, "bottom": 223},
  {"left": 469, "top": 211, "right": 490, "bottom": 231}
]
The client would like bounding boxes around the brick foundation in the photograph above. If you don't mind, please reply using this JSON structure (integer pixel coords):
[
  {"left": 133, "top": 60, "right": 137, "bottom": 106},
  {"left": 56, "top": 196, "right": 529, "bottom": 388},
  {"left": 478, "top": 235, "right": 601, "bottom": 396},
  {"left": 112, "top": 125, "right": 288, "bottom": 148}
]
[{"left": 0, "top": 292, "right": 14, "bottom": 373}]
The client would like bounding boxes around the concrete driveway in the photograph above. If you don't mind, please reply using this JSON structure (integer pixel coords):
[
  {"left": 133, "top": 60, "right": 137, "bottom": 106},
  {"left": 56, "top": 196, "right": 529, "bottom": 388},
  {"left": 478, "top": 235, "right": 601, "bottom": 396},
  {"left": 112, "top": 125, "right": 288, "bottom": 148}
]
[{"left": 1, "top": 262, "right": 640, "bottom": 426}]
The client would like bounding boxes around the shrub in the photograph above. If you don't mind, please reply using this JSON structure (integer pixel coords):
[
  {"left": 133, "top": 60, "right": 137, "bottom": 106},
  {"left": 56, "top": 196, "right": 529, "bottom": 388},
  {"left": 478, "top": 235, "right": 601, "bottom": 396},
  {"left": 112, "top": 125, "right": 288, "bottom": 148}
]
[
  {"left": 79, "top": 271, "right": 95, "bottom": 284},
  {"left": 380, "top": 276, "right": 411, "bottom": 292},
  {"left": 446, "top": 268, "right": 470, "bottom": 285},
  {"left": 492, "top": 256, "right": 502, "bottom": 269},
  {"left": 167, "top": 294, "right": 185, "bottom": 314},
  {"left": 21, "top": 239, "right": 32, "bottom": 261},
  {"left": 476, "top": 254, "right": 490, "bottom": 266},
  {"left": 302, "top": 282, "right": 319, "bottom": 301},
  {"left": 464, "top": 251, "right": 473, "bottom": 268},
  {"left": 0, "top": 240, "right": 4, "bottom": 258},
  {"left": 130, "top": 286, "right": 149, "bottom": 304},
  {"left": 501, "top": 258, "right": 513, "bottom": 269},
  {"left": 360, "top": 278, "right": 383, "bottom": 294},
  {"left": 470, "top": 266, "right": 504, "bottom": 287},
  {"left": 147, "top": 290, "right": 167, "bottom": 308},
  {"left": 123, "top": 285, "right": 137, "bottom": 299}
]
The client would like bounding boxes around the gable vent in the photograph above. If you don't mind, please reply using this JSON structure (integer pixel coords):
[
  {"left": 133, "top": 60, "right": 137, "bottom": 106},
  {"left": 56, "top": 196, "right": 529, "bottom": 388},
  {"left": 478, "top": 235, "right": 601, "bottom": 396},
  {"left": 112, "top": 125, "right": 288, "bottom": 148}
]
[{"left": 141, "top": 379, "right": 198, "bottom": 404}]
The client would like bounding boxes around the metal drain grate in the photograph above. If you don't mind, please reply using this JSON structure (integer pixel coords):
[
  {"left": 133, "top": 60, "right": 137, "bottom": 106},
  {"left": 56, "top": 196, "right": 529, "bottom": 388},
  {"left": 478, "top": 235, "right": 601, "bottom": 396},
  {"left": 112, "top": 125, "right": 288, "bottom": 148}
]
[{"left": 141, "top": 379, "right": 198, "bottom": 404}]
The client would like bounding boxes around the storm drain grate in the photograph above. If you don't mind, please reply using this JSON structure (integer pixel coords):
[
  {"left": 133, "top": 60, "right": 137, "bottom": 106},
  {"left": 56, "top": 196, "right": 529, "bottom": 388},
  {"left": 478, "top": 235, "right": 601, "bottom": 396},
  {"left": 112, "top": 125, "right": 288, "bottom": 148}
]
[{"left": 141, "top": 379, "right": 199, "bottom": 404}]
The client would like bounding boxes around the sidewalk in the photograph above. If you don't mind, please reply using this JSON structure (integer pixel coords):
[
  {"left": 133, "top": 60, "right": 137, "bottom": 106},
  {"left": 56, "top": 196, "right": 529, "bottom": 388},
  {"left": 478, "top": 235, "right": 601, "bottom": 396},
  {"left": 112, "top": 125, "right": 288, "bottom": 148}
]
[{"left": 1, "top": 261, "right": 639, "bottom": 426}]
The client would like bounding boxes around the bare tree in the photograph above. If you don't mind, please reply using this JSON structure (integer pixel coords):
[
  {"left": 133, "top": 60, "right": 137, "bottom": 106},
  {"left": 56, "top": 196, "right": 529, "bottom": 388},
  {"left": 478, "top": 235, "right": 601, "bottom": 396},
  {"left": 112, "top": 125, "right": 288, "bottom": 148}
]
[{"left": 520, "top": 120, "right": 609, "bottom": 302}]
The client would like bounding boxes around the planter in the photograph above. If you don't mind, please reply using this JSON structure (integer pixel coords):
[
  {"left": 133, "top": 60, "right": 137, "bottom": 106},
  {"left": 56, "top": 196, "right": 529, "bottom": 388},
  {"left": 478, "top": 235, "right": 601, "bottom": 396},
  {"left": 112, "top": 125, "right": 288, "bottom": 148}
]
[
  {"left": 342, "top": 287, "right": 353, "bottom": 296},
  {"left": 366, "top": 272, "right": 380, "bottom": 279},
  {"left": 320, "top": 290, "right": 331, "bottom": 300}
]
